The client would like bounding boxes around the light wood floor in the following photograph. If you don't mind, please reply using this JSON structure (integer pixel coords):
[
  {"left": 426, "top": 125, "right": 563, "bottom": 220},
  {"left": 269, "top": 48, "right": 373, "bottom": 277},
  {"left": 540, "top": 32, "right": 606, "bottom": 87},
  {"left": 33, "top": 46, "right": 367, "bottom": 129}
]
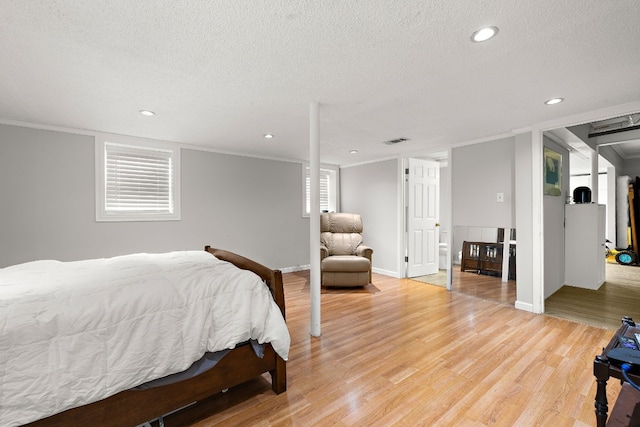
[
  {"left": 450, "top": 270, "right": 517, "bottom": 306},
  {"left": 160, "top": 271, "right": 619, "bottom": 427},
  {"left": 422, "top": 263, "right": 640, "bottom": 331},
  {"left": 545, "top": 262, "right": 640, "bottom": 330}
]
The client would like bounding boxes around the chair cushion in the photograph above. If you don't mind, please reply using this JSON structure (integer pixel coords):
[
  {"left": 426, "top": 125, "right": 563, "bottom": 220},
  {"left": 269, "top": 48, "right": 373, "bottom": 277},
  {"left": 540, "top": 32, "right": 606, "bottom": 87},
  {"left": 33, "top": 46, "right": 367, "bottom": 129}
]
[
  {"left": 320, "top": 232, "right": 363, "bottom": 255},
  {"left": 322, "top": 255, "right": 370, "bottom": 272},
  {"left": 321, "top": 212, "right": 363, "bottom": 233}
]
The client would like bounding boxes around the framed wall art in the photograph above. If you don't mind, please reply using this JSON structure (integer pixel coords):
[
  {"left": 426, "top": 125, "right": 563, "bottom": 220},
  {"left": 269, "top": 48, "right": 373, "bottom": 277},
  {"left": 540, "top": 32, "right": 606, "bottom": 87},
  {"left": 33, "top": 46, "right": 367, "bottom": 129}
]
[{"left": 544, "top": 147, "right": 562, "bottom": 196}]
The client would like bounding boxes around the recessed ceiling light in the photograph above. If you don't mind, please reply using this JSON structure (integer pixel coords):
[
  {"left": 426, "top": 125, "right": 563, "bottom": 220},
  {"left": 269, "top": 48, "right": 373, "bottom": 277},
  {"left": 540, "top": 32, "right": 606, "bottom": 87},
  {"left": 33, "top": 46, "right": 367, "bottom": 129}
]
[
  {"left": 139, "top": 110, "right": 155, "bottom": 116},
  {"left": 263, "top": 133, "right": 274, "bottom": 139},
  {"left": 349, "top": 150, "right": 358, "bottom": 154},
  {"left": 471, "top": 26, "right": 499, "bottom": 42},
  {"left": 544, "top": 98, "right": 564, "bottom": 105}
]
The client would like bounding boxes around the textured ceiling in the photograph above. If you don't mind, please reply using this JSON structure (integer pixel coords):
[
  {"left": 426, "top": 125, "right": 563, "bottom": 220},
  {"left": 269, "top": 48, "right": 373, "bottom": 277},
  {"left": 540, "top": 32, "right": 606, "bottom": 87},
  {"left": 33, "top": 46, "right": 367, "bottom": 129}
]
[{"left": 1, "top": 1, "right": 640, "bottom": 165}]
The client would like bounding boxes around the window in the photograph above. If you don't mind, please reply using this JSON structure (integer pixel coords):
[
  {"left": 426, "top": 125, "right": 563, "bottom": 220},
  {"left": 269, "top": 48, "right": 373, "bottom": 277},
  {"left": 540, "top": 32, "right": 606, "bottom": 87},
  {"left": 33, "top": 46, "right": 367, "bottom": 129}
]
[
  {"left": 96, "top": 138, "right": 180, "bottom": 221},
  {"left": 303, "top": 164, "right": 338, "bottom": 216}
]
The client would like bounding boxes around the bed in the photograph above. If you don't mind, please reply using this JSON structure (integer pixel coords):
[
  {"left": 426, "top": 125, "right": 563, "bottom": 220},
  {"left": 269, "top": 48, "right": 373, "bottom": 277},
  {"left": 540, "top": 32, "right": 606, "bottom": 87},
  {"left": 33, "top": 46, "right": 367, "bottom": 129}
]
[{"left": 0, "top": 246, "right": 289, "bottom": 427}]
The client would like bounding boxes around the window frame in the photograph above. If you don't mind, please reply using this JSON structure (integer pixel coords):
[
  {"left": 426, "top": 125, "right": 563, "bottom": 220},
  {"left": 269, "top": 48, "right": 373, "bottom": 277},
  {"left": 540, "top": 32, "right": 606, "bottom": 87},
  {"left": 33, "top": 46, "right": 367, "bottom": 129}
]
[
  {"left": 302, "top": 163, "right": 339, "bottom": 217},
  {"left": 95, "top": 135, "right": 181, "bottom": 222}
]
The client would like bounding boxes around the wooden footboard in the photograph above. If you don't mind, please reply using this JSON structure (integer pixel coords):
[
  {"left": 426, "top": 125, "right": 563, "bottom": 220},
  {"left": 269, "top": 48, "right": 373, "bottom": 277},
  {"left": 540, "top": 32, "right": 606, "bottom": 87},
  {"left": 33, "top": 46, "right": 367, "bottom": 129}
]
[
  {"left": 204, "top": 246, "right": 285, "bottom": 318},
  {"left": 25, "top": 247, "right": 287, "bottom": 427}
]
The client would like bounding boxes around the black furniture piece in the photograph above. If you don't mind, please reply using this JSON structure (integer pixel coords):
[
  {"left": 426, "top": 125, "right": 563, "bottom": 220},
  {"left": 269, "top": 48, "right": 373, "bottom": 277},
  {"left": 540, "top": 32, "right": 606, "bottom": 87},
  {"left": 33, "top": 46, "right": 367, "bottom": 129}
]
[{"left": 594, "top": 317, "right": 640, "bottom": 426}]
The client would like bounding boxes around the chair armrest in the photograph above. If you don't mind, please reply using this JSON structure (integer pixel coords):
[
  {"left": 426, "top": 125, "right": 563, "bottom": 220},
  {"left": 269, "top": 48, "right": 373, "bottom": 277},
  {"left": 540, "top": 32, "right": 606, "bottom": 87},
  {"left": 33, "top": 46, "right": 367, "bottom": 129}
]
[
  {"left": 320, "top": 245, "right": 329, "bottom": 261},
  {"left": 356, "top": 245, "right": 373, "bottom": 260}
]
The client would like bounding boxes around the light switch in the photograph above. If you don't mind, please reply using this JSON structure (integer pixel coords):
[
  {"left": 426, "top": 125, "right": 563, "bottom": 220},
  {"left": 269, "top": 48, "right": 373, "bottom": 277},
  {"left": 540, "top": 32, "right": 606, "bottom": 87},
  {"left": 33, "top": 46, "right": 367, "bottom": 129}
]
[{"left": 497, "top": 192, "right": 504, "bottom": 202}]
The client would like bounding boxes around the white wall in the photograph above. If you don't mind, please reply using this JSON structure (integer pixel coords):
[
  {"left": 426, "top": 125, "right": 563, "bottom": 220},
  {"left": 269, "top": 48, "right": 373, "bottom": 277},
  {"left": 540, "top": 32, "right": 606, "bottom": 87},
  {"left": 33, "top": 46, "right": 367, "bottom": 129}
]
[
  {"left": 0, "top": 124, "right": 310, "bottom": 269},
  {"left": 340, "top": 159, "right": 401, "bottom": 276},
  {"left": 543, "top": 136, "right": 570, "bottom": 298}
]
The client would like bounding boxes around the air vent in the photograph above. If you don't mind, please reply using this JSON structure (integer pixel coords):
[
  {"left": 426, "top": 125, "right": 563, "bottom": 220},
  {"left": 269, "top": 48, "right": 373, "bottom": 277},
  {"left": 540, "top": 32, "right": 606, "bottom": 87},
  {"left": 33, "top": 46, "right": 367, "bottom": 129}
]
[{"left": 383, "top": 137, "right": 409, "bottom": 145}]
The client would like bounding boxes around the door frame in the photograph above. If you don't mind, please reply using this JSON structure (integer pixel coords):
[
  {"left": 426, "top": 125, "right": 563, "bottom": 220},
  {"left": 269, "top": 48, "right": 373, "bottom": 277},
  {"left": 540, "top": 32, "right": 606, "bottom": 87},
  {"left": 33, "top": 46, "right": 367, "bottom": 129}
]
[{"left": 401, "top": 155, "right": 450, "bottom": 286}]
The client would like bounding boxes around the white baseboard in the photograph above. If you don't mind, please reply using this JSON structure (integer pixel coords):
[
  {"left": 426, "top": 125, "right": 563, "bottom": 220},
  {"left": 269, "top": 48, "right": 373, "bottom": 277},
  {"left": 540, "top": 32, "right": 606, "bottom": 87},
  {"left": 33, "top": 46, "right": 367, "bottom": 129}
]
[
  {"left": 279, "top": 264, "right": 310, "bottom": 274},
  {"left": 372, "top": 267, "right": 402, "bottom": 278},
  {"left": 277, "top": 265, "right": 402, "bottom": 279},
  {"left": 514, "top": 300, "right": 534, "bottom": 312}
]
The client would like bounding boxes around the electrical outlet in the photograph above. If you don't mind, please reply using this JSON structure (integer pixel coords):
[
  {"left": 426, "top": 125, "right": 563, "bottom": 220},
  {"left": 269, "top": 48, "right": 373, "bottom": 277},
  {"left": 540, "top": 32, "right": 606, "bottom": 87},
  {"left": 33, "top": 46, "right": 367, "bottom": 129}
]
[{"left": 497, "top": 192, "right": 504, "bottom": 202}]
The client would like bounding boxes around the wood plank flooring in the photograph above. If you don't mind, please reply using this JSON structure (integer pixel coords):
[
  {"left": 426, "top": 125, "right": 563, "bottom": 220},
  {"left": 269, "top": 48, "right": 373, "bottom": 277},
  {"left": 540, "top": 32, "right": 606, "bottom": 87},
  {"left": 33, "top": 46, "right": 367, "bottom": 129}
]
[
  {"left": 420, "top": 263, "right": 640, "bottom": 331},
  {"left": 158, "top": 271, "right": 620, "bottom": 427},
  {"left": 450, "top": 270, "right": 516, "bottom": 306},
  {"left": 545, "top": 262, "right": 640, "bottom": 330}
]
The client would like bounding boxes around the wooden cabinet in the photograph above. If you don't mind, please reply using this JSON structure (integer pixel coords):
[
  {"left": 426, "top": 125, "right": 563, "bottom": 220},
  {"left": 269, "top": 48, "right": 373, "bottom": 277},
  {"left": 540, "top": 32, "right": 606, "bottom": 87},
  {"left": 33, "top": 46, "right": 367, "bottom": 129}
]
[
  {"left": 460, "top": 241, "right": 516, "bottom": 279},
  {"left": 564, "top": 204, "right": 605, "bottom": 289}
]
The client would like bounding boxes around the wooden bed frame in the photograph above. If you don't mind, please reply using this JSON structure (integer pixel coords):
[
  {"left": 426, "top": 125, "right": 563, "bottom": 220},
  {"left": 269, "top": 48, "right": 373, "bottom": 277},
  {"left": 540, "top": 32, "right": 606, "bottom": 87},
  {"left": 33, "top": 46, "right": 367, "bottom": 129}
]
[{"left": 25, "top": 246, "right": 287, "bottom": 427}]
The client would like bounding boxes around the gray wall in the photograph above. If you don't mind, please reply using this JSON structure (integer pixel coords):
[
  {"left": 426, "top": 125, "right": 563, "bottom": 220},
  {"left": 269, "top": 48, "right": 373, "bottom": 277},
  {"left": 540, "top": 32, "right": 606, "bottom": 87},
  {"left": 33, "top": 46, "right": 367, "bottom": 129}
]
[
  {"left": 451, "top": 137, "right": 516, "bottom": 270},
  {"left": 622, "top": 158, "right": 640, "bottom": 178},
  {"left": 0, "top": 124, "right": 309, "bottom": 269},
  {"left": 340, "top": 159, "right": 400, "bottom": 276},
  {"left": 439, "top": 161, "right": 451, "bottom": 245},
  {"left": 514, "top": 132, "right": 533, "bottom": 307},
  {"left": 451, "top": 137, "right": 515, "bottom": 228}
]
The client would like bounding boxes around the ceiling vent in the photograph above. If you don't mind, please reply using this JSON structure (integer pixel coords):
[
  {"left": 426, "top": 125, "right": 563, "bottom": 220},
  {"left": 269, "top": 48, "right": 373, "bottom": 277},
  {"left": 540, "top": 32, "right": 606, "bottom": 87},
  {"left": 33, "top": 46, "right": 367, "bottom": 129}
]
[{"left": 383, "top": 137, "right": 409, "bottom": 145}]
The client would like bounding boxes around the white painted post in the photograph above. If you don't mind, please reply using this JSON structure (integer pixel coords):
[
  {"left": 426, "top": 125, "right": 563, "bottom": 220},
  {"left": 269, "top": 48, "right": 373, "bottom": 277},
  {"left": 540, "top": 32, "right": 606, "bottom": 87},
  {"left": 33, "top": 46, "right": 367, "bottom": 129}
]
[
  {"left": 501, "top": 227, "right": 510, "bottom": 282},
  {"left": 591, "top": 148, "right": 599, "bottom": 204},
  {"left": 309, "top": 101, "right": 321, "bottom": 337}
]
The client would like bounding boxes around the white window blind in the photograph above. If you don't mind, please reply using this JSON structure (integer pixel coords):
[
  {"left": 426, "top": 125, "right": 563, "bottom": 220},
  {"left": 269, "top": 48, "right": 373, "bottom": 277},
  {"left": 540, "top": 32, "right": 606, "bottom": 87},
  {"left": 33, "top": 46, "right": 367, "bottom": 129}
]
[
  {"left": 304, "top": 166, "right": 336, "bottom": 215},
  {"left": 96, "top": 139, "right": 180, "bottom": 221},
  {"left": 105, "top": 144, "right": 173, "bottom": 213}
]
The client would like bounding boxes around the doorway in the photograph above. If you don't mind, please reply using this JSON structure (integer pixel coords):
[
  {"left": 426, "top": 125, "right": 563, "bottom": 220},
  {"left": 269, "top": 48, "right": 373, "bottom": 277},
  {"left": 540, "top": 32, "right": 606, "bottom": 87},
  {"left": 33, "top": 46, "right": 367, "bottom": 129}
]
[
  {"left": 542, "top": 112, "right": 640, "bottom": 326},
  {"left": 404, "top": 155, "right": 448, "bottom": 288}
]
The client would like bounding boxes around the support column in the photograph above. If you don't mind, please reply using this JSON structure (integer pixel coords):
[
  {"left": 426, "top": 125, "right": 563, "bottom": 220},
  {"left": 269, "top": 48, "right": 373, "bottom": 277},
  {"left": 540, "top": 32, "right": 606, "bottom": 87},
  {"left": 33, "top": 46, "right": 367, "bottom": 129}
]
[
  {"left": 501, "top": 227, "right": 511, "bottom": 282},
  {"left": 309, "top": 101, "right": 321, "bottom": 337},
  {"left": 592, "top": 148, "right": 599, "bottom": 204}
]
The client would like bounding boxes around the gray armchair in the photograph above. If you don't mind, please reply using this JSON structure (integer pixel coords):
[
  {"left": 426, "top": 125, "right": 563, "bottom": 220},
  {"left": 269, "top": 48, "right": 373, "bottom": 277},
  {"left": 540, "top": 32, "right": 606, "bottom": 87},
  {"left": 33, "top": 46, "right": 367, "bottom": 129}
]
[{"left": 320, "top": 212, "right": 373, "bottom": 287}]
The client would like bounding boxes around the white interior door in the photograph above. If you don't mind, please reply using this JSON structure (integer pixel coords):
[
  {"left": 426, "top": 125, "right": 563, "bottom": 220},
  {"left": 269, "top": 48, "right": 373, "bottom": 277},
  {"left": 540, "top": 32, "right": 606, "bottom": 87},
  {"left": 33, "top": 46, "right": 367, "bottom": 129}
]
[{"left": 407, "top": 158, "right": 440, "bottom": 277}]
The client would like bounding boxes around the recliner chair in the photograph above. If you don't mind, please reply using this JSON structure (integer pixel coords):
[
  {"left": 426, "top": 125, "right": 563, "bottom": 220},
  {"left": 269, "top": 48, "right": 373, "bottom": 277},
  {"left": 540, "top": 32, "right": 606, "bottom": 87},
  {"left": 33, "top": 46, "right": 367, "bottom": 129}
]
[{"left": 320, "top": 212, "right": 373, "bottom": 287}]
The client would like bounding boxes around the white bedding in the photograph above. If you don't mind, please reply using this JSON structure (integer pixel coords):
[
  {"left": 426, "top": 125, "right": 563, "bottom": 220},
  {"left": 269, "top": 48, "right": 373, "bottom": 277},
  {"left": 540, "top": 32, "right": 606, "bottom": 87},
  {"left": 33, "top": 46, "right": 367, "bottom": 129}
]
[{"left": 0, "top": 250, "right": 290, "bottom": 426}]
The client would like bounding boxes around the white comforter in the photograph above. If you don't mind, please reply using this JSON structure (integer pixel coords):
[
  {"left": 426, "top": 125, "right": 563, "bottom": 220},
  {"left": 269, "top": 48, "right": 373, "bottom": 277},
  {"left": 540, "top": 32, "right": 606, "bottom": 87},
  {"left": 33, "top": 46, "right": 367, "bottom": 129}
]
[{"left": 0, "top": 251, "right": 290, "bottom": 426}]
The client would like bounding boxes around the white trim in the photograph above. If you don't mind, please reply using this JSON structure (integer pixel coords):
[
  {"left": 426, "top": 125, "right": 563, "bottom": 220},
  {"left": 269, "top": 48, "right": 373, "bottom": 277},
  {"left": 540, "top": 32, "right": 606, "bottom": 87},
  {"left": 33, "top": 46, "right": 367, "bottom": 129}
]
[
  {"left": 279, "top": 264, "right": 310, "bottom": 274},
  {"left": 399, "top": 158, "right": 408, "bottom": 278},
  {"left": 0, "top": 118, "right": 101, "bottom": 137},
  {"left": 514, "top": 301, "right": 534, "bottom": 312},
  {"left": 372, "top": 267, "right": 402, "bottom": 278},
  {"left": 278, "top": 264, "right": 401, "bottom": 278}
]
